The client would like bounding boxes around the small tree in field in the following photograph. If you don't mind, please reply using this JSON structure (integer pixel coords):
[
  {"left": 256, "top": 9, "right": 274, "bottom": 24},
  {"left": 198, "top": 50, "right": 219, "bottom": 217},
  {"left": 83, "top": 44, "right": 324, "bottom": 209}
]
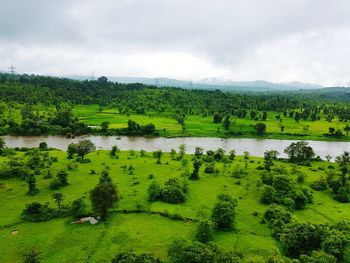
[
  {"left": 66, "top": 143, "right": 76, "bottom": 159},
  {"left": 75, "top": 140, "right": 96, "bottom": 160},
  {"left": 27, "top": 174, "right": 38, "bottom": 195},
  {"left": 264, "top": 150, "right": 279, "bottom": 171},
  {"left": 100, "top": 121, "right": 109, "bottom": 132},
  {"left": 211, "top": 194, "right": 237, "bottom": 230},
  {"left": 190, "top": 159, "right": 202, "bottom": 180},
  {"left": 52, "top": 192, "right": 64, "bottom": 210},
  {"left": 110, "top": 145, "right": 120, "bottom": 158},
  {"left": 153, "top": 150, "right": 163, "bottom": 164},
  {"left": 284, "top": 141, "right": 315, "bottom": 163},
  {"left": 90, "top": 174, "right": 119, "bottom": 219},
  {"left": 254, "top": 123, "right": 266, "bottom": 135},
  {"left": 196, "top": 220, "right": 214, "bottom": 243}
]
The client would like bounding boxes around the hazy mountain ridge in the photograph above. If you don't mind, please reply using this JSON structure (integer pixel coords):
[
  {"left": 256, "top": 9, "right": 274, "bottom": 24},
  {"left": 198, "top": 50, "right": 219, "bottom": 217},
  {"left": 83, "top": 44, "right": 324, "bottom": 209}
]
[{"left": 68, "top": 75, "right": 324, "bottom": 92}]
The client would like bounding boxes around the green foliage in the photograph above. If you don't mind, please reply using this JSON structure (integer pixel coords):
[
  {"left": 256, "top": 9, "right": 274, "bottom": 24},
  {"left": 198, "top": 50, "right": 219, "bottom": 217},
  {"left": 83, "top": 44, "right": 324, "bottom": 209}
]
[
  {"left": 211, "top": 194, "right": 237, "bottom": 230},
  {"left": 70, "top": 198, "right": 87, "bottom": 219},
  {"left": 196, "top": 220, "right": 214, "bottom": 244},
  {"left": 21, "top": 202, "right": 55, "bottom": 222},
  {"left": 161, "top": 178, "right": 188, "bottom": 204},
  {"left": 168, "top": 239, "right": 240, "bottom": 263},
  {"left": 284, "top": 141, "right": 315, "bottom": 163},
  {"left": 23, "top": 248, "right": 41, "bottom": 263},
  {"left": 90, "top": 180, "right": 120, "bottom": 219},
  {"left": 254, "top": 123, "right": 267, "bottom": 135},
  {"left": 111, "top": 251, "right": 161, "bottom": 263},
  {"left": 147, "top": 180, "right": 162, "bottom": 201}
]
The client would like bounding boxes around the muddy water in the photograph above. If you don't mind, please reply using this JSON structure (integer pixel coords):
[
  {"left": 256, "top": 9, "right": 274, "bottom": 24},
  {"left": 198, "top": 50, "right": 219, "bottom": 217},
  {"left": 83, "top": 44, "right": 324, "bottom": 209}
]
[{"left": 3, "top": 135, "right": 350, "bottom": 159}]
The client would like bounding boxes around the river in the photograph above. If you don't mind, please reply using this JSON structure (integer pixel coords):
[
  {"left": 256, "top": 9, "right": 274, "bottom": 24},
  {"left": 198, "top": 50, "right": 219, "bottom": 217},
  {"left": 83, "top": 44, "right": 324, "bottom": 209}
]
[{"left": 2, "top": 135, "right": 350, "bottom": 159}]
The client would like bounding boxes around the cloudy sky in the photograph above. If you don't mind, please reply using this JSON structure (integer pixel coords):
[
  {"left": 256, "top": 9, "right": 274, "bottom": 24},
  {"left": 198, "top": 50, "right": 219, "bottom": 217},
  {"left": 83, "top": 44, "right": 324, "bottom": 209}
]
[{"left": 1, "top": 0, "right": 350, "bottom": 86}]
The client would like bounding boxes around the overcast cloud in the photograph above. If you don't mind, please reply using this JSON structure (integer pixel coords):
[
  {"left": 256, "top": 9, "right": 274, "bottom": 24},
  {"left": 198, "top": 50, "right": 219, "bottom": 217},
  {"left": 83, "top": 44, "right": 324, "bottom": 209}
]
[{"left": 1, "top": 0, "right": 350, "bottom": 86}]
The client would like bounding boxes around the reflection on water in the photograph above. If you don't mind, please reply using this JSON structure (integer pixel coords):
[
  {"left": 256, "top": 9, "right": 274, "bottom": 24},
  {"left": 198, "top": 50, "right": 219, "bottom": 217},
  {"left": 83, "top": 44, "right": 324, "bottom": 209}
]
[{"left": 3, "top": 135, "right": 350, "bottom": 158}]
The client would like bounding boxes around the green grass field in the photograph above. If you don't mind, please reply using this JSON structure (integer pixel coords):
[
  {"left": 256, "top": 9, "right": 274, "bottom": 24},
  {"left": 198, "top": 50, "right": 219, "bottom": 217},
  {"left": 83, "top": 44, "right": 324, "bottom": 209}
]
[
  {"left": 1, "top": 149, "right": 349, "bottom": 262},
  {"left": 72, "top": 105, "right": 350, "bottom": 141}
]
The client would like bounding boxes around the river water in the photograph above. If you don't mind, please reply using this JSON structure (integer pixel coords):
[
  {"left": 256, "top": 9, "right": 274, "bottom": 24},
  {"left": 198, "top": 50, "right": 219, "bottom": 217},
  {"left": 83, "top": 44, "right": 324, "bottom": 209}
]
[{"left": 2, "top": 135, "right": 350, "bottom": 159}]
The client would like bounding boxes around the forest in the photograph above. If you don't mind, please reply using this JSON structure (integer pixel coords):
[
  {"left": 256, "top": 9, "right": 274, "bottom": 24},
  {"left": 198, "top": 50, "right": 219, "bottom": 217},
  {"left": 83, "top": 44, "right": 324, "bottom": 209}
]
[{"left": 0, "top": 73, "right": 350, "bottom": 141}]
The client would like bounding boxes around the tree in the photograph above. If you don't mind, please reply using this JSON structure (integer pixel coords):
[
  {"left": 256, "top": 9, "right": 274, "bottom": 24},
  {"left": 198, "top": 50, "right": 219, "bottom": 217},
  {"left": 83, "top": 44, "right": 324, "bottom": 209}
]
[
  {"left": 27, "top": 173, "right": 38, "bottom": 195},
  {"left": 213, "top": 112, "right": 222, "bottom": 123},
  {"left": 99, "top": 169, "right": 112, "bottom": 184},
  {"left": 335, "top": 151, "right": 350, "bottom": 186},
  {"left": 112, "top": 251, "right": 161, "bottom": 263},
  {"left": 264, "top": 150, "right": 279, "bottom": 171},
  {"left": 66, "top": 143, "right": 76, "bottom": 159},
  {"left": 178, "top": 144, "right": 186, "bottom": 159},
  {"left": 153, "top": 150, "right": 163, "bottom": 164},
  {"left": 321, "top": 230, "right": 348, "bottom": 260},
  {"left": 300, "top": 250, "right": 336, "bottom": 263},
  {"left": 223, "top": 114, "right": 230, "bottom": 130},
  {"left": 254, "top": 123, "right": 266, "bottom": 135},
  {"left": 211, "top": 194, "right": 237, "bottom": 230},
  {"left": 70, "top": 198, "right": 86, "bottom": 219},
  {"left": 190, "top": 159, "right": 202, "bottom": 180},
  {"left": 0, "top": 137, "right": 5, "bottom": 154},
  {"left": 229, "top": 150, "right": 236, "bottom": 160},
  {"left": 344, "top": 124, "right": 350, "bottom": 136},
  {"left": 100, "top": 121, "right": 109, "bottom": 132},
  {"left": 90, "top": 181, "right": 119, "bottom": 219},
  {"left": 196, "top": 220, "right": 213, "bottom": 244},
  {"left": 52, "top": 192, "right": 64, "bottom": 210},
  {"left": 194, "top": 147, "right": 203, "bottom": 159},
  {"left": 75, "top": 140, "right": 96, "bottom": 160},
  {"left": 38, "top": 142, "right": 48, "bottom": 150},
  {"left": 147, "top": 180, "right": 162, "bottom": 201},
  {"left": 110, "top": 145, "right": 120, "bottom": 158},
  {"left": 162, "top": 178, "right": 188, "bottom": 204},
  {"left": 57, "top": 170, "right": 68, "bottom": 186},
  {"left": 23, "top": 248, "right": 41, "bottom": 263},
  {"left": 284, "top": 141, "right": 315, "bottom": 163}
]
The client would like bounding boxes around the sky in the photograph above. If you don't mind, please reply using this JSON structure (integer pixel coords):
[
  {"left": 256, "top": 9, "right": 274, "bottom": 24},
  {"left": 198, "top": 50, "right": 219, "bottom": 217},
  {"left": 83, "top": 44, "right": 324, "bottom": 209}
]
[{"left": 0, "top": 0, "right": 350, "bottom": 86}]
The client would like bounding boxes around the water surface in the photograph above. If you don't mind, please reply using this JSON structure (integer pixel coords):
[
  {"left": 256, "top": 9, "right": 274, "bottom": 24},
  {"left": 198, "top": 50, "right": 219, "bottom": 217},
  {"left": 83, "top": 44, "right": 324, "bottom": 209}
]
[{"left": 3, "top": 135, "right": 350, "bottom": 159}]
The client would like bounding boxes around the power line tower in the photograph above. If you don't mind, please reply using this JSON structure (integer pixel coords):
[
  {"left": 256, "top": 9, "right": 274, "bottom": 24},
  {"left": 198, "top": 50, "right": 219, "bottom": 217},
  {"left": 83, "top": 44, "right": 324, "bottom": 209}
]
[
  {"left": 8, "top": 65, "right": 16, "bottom": 86},
  {"left": 8, "top": 65, "right": 16, "bottom": 75}
]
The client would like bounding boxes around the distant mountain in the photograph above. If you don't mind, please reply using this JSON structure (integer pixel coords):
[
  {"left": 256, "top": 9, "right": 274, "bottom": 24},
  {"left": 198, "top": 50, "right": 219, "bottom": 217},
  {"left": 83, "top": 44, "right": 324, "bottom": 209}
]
[{"left": 68, "top": 75, "right": 324, "bottom": 92}]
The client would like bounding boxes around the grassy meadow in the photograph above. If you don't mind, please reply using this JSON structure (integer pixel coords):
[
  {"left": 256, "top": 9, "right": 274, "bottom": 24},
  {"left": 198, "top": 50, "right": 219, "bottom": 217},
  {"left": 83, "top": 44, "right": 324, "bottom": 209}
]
[
  {"left": 0, "top": 148, "right": 349, "bottom": 262},
  {"left": 72, "top": 105, "right": 350, "bottom": 141}
]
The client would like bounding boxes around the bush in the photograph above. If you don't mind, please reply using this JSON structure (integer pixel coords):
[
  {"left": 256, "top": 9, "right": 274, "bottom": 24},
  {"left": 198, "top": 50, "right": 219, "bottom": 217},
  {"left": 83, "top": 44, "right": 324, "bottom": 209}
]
[
  {"left": 147, "top": 180, "right": 162, "bottom": 201},
  {"left": 333, "top": 187, "right": 349, "bottom": 203},
  {"left": 21, "top": 202, "right": 55, "bottom": 222},
  {"left": 310, "top": 177, "right": 328, "bottom": 191},
  {"left": 70, "top": 198, "right": 87, "bottom": 219},
  {"left": 196, "top": 220, "right": 214, "bottom": 244},
  {"left": 211, "top": 194, "right": 237, "bottom": 230},
  {"left": 112, "top": 251, "right": 161, "bottom": 263},
  {"left": 162, "top": 178, "right": 188, "bottom": 204},
  {"left": 260, "top": 185, "right": 277, "bottom": 204}
]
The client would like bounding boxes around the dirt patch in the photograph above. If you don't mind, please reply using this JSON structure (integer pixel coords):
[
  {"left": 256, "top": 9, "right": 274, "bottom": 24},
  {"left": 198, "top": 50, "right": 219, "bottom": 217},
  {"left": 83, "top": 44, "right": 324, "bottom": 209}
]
[{"left": 11, "top": 230, "right": 19, "bottom": 236}]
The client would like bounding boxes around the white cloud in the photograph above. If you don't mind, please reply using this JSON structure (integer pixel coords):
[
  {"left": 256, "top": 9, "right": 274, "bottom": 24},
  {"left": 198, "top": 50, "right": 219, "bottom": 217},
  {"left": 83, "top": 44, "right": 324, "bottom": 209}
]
[{"left": 0, "top": 0, "right": 350, "bottom": 85}]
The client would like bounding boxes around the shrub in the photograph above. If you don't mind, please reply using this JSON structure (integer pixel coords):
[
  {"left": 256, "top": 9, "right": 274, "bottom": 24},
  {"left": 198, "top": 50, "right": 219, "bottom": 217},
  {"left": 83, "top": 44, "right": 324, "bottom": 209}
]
[
  {"left": 112, "top": 251, "right": 161, "bottom": 263},
  {"left": 196, "top": 220, "right": 214, "bottom": 244},
  {"left": 211, "top": 194, "right": 237, "bottom": 230},
  {"left": 21, "top": 202, "right": 55, "bottom": 222},
  {"left": 147, "top": 180, "right": 162, "bottom": 201},
  {"left": 310, "top": 177, "right": 328, "bottom": 191},
  {"left": 162, "top": 178, "right": 188, "bottom": 204}
]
